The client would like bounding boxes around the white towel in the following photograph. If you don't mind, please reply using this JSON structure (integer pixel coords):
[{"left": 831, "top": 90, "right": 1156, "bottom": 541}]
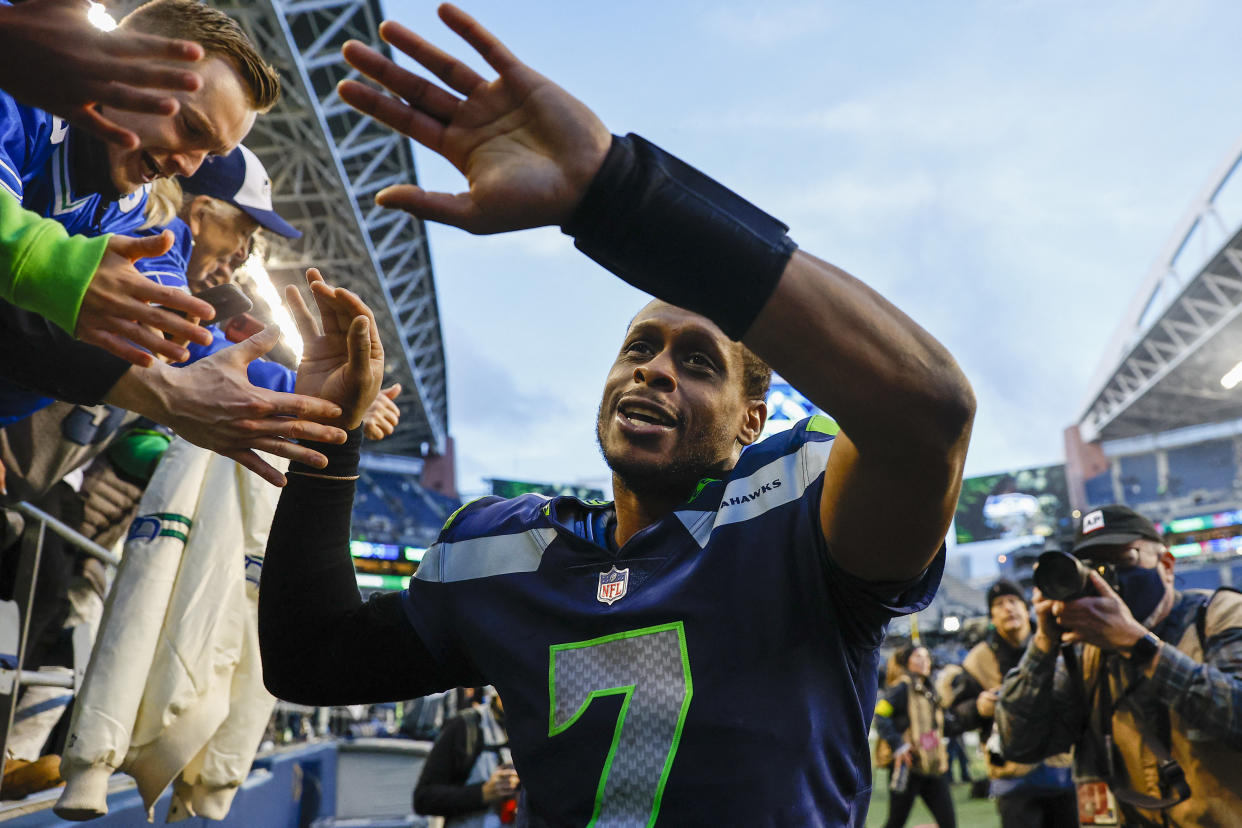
[{"left": 55, "top": 440, "right": 285, "bottom": 822}]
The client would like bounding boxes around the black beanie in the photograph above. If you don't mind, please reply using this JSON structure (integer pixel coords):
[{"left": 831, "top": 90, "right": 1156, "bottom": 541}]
[{"left": 986, "top": 579, "right": 1026, "bottom": 610}]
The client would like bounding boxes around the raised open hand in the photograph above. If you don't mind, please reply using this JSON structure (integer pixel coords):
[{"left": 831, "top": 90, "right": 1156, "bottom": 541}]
[
  {"left": 288, "top": 268, "right": 384, "bottom": 430},
  {"left": 338, "top": 4, "right": 611, "bottom": 234},
  {"left": 0, "top": 0, "right": 204, "bottom": 149}
]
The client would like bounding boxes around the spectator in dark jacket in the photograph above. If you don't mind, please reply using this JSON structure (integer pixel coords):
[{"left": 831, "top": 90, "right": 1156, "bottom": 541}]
[{"left": 414, "top": 692, "right": 519, "bottom": 828}]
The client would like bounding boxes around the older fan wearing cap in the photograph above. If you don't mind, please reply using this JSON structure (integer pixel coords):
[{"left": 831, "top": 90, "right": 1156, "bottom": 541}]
[
  {"left": 135, "top": 145, "right": 402, "bottom": 441},
  {"left": 945, "top": 579, "right": 1076, "bottom": 828},
  {"left": 177, "top": 142, "right": 301, "bottom": 293},
  {"left": 996, "top": 504, "right": 1242, "bottom": 827}
]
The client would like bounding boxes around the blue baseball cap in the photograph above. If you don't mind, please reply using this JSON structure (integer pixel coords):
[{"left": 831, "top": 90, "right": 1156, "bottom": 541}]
[{"left": 180, "top": 145, "right": 301, "bottom": 239}]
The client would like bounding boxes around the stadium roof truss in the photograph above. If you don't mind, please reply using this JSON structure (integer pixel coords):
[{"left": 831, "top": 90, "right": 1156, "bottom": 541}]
[
  {"left": 1079, "top": 133, "right": 1242, "bottom": 442},
  {"left": 207, "top": 0, "right": 448, "bottom": 456}
]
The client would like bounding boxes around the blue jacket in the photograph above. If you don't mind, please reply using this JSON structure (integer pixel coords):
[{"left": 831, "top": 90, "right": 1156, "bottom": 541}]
[
  {"left": 135, "top": 217, "right": 295, "bottom": 394},
  {"left": 0, "top": 83, "right": 151, "bottom": 423}
]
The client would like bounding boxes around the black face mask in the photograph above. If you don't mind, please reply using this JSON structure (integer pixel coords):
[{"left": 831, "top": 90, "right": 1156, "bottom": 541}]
[{"left": 1087, "top": 561, "right": 1166, "bottom": 623}]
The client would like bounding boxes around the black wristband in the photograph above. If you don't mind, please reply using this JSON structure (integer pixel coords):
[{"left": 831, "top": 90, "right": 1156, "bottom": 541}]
[
  {"left": 562, "top": 134, "right": 798, "bottom": 341},
  {"left": 288, "top": 427, "right": 363, "bottom": 479}
]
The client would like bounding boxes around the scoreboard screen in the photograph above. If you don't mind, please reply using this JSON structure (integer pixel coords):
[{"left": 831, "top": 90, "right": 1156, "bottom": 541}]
[{"left": 349, "top": 540, "right": 426, "bottom": 587}]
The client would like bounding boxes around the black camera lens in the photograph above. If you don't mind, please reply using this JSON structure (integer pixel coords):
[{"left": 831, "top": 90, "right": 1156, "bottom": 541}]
[{"left": 1034, "top": 551, "right": 1097, "bottom": 601}]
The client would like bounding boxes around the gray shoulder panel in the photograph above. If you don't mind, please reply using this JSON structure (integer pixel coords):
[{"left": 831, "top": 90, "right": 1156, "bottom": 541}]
[{"left": 414, "top": 526, "right": 558, "bottom": 583}]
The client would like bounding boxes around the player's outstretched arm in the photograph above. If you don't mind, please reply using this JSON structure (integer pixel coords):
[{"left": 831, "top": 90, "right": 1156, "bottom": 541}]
[
  {"left": 104, "top": 325, "right": 349, "bottom": 487},
  {"left": 745, "top": 256, "right": 974, "bottom": 582},
  {"left": 343, "top": 5, "right": 973, "bottom": 580},
  {"left": 0, "top": 0, "right": 203, "bottom": 149},
  {"left": 259, "top": 270, "right": 448, "bottom": 705}
]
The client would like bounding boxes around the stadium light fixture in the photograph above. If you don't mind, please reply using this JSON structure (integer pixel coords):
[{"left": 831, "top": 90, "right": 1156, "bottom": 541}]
[
  {"left": 942, "top": 616, "right": 961, "bottom": 633},
  {"left": 239, "top": 253, "right": 303, "bottom": 361},
  {"left": 88, "top": 2, "right": 118, "bottom": 31},
  {"left": 1222, "top": 361, "right": 1242, "bottom": 390}
]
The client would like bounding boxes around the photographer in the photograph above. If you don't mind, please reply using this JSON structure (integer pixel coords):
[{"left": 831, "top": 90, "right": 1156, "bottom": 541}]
[
  {"left": 948, "top": 580, "right": 1076, "bottom": 827},
  {"left": 996, "top": 504, "right": 1242, "bottom": 826}
]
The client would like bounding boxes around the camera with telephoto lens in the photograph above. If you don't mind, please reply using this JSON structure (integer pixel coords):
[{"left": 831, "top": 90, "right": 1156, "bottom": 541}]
[{"left": 1033, "top": 550, "right": 1118, "bottom": 601}]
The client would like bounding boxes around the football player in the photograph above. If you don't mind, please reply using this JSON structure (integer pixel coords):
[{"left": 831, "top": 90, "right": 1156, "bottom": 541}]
[{"left": 260, "top": 6, "right": 975, "bottom": 826}]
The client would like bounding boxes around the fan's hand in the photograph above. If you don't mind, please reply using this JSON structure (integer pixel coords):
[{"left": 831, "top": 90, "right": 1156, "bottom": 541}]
[
  {"left": 362, "top": 383, "right": 402, "bottom": 441},
  {"left": 0, "top": 0, "right": 203, "bottom": 149},
  {"left": 76, "top": 231, "right": 215, "bottom": 366}
]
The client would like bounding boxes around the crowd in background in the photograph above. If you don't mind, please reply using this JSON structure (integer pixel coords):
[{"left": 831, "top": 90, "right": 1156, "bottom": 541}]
[{"left": 0, "top": 0, "right": 402, "bottom": 804}]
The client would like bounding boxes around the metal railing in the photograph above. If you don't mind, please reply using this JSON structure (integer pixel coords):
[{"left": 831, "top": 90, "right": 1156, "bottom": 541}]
[{"left": 0, "top": 501, "right": 118, "bottom": 765}]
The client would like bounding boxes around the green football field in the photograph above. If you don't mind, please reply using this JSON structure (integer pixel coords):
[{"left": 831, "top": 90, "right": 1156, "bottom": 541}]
[{"left": 865, "top": 767, "right": 1001, "bottom": 828}]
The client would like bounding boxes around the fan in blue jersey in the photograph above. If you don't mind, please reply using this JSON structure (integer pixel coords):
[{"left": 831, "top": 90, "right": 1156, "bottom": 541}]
[
  {"left": 129, "top": 144, "right": 404, "bottom": 439},
  {"left": 0, "top": 1, "right": 351, "bottom": 485},
  {"left": 259, "top": 7, "right": 976, "bottom": 827},
  {"left": 0, "top": 0, "right": 270, "bottom": 365},
  {"left": 134, "top": 144, "right": 304, "bottom": 394}
]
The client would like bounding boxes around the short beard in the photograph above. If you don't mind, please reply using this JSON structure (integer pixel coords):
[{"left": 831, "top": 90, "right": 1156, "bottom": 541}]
[{"left": 595, "top": 403, "right": 734, "bottom": 500}]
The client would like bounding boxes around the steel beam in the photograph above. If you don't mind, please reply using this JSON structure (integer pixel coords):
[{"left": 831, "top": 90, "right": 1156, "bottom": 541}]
[{"left": 209, "top": 0, "right": 449, "bottom": 455}]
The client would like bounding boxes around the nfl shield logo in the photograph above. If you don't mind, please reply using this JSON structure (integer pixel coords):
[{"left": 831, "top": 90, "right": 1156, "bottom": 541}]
[{"left": 597, "top": 566, "right": 629, "bottom": 606}]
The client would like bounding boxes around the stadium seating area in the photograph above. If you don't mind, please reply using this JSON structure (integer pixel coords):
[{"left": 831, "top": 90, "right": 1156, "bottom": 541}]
[
  {"left": 352, "top": 468, "right": 460, "bottom": 547},
  {"left": 1167, "top": 438, "right": 1238, "bottom": 497},
  {"left": 1118, "top": 453, "right": 1161, "bottom": 504},
  {"left": 1084, "top": 471, "right": 1115, "bottom": 507},
  {"left": 1083, "top": 436, "right": 1242, "bottom": 522}
]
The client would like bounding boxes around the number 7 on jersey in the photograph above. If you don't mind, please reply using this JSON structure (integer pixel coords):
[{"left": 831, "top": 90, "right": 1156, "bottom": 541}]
[{"left": 548, "top": 621, "right": 693, "bottom": 828}]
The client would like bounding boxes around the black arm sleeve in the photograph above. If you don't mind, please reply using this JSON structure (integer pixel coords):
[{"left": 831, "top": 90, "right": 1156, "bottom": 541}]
[
  {"left": 413, "top": 715, "right": 487, "bottom": 817},
  {"left": 0, "top": 299, "right": 129, "bottom": 403},
  {"left": 258, "top": 430, "right": 451, "bottom": 705}
]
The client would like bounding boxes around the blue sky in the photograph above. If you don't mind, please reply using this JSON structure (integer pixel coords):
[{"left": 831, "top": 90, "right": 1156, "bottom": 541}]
[{"left": 383, "top": 0, "right": 1242, "bottom": 501}]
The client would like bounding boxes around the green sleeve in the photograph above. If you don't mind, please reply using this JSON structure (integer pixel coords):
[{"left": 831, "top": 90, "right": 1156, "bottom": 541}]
[{"left": 0, "top": 187, "right": 109, "bottom": 334}]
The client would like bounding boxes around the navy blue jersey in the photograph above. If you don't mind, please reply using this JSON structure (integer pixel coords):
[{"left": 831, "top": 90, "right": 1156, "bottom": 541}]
[{"left": 401, "top": 416, "right": 942, "bottom": 827}]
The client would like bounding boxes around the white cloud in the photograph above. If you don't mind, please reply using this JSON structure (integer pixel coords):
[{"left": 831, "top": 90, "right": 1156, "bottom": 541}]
[{"left": 700, "top": 3, "right": 832, "bottom": 47}]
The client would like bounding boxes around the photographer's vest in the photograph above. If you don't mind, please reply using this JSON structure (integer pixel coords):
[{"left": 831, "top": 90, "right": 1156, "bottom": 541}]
[
  {"left": 962, "top": 640, "right": 1073, "bottom": 781},
  {"left": 895, "top": 675, "right": 949, "bottom": 777},
  {"left": 1080, "top": 589, "right": 1242, "bottom": 826}
]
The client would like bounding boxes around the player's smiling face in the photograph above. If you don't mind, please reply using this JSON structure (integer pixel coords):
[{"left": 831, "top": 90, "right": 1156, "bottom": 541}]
[
  {"left": 596, "top": 301, "right": 764, "bottom": 497},
  {"left": 100, "top": 57, "right": 257, "bottom": 195}
]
